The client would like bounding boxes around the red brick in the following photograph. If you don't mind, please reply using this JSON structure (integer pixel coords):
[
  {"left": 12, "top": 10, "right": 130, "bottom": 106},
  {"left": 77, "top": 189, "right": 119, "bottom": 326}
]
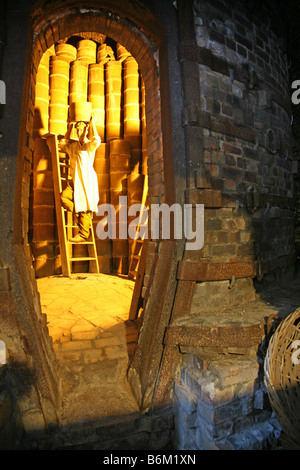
[
  {"left": 126, "top": 28, "right": 141, "bottom": 55},
  {"left": 171, "top": 280, "right": 195, "bottom": 323},
  {"left": 50, "top": 19, "right": 60, "bottom": 44},
  {"left": 31, "top": 241, "right": 56, "bottom": 259},
  {"left": 43, "top": 23, "right": 55, "bottom": 50},
  {"left": 203, "top": 135, "right": 219, "bottom": 150},
  {"left": 224, "top": 179, "right": 237, "bottom": 191},
  {"left": 223, "top": 143, "right": 242, "bottom": 155},
  {"left": 0, "top": 268, "right": 10, "bottom": 291},
  {"left": 33, "top": 189, "right": 54, "bottom": 206},
  {"left": 117, "top": 26, "right": 135, "bottom": 51},
  {"left": 135, "top": 44, "right": 153, "bottom": 67},
  {"left": 34, "top": 258, "right": 56, "bottom": 277},
  {"left": 130, "top": 34, "right": 146, "bottom": 61},
  {"left": 32, "top": 206, "right": 55, "bottom": 225},
  {"left": 106, "top": 16, "right": 124, "bottom": 44},
  {"left": 32, "top": 170, "right": 54, "bottom": 190},
  {"left": 36, "top": 32, "right": 47, "bottom": 54},
  {"left": 32, "top": 224, "right": 55, "bottom": 242}
]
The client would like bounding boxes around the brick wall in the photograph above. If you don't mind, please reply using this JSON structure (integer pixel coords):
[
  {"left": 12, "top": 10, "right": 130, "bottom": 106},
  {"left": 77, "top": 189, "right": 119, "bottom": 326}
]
[
  {"left": 178, "top": 0, "right": 295, "bottom": 316},
  {"left": 166, "top": 0, "right": 295, "bottom": 450}
]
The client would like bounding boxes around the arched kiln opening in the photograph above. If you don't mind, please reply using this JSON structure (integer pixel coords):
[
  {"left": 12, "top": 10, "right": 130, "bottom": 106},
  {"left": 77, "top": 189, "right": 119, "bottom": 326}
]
[
  {"left": 30, "top": 35, "right": 149, "bottom": 360},
  {"left": 14, "top": 0, "right": 174, "bottom": 421}
]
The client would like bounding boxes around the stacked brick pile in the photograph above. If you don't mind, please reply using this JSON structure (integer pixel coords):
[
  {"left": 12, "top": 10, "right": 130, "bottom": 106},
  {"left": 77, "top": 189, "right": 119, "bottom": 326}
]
[{"left": 173, "top": 352, "right": 281, "bottom": 450}]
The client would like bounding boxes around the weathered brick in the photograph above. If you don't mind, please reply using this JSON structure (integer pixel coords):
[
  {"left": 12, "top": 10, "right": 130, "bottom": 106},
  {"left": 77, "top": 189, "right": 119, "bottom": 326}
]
[
  {"left": 211, "top": 244, "right": 236, "bottom": 257},
  {"left": 223, "top": 142, "right": 242, "bottom": 155},
  {"left": 94, "top": 336, "right": 122, "bottom": 349},
  {"left": 82, "top": 348, "right": 104, "bottom": 363},
  {"left": 208, "top": 359, "right": 259, "bottom": 388},
  {"left": 61, "top": 340, "right": 92, "bottom": 351},
  {"left": 0, "top": 268, "right": 10, "bottom": 292}
]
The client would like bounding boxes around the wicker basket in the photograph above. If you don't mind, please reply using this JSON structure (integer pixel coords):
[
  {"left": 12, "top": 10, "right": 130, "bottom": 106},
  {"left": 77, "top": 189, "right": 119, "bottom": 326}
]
[{"left": 264, "top": 307, "right": 300, "bottom": 449}]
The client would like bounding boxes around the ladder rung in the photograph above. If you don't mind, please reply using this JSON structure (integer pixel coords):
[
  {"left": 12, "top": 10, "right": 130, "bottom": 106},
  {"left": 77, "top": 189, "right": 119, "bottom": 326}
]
[
  {"left": 70, "top": 257, "right": 97, "bottom": 261},
  {"left": 132, "top": 255, "right": 140, "bottom": 260},
  {"left": 59, "top": 162, "right": 70, "bottom": 167},
  {"left": 129, "top": 269, "right": 138, "bottom": 276},
  {"left": 68, "top": 241, "right": 94, "bottom": 245}
]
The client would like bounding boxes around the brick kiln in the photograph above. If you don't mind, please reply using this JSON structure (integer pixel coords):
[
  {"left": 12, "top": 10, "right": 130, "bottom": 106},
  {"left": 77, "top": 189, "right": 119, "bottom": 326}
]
[
  {"left": 31, "top": 36, "right": 146, "bottom": 276},
  {"left": 0, "top": 0, "right": 299, "bottom": 450}
]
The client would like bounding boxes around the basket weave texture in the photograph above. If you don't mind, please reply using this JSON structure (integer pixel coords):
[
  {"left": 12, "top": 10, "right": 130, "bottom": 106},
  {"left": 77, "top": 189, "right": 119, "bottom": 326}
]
[{"left": 264, "top": 308, "right": 300, "bottom": 449}]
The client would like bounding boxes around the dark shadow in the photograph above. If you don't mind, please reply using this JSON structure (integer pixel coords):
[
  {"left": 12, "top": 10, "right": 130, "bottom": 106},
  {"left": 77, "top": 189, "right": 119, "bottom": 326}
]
[{"left": 0, "top": 363, "right": 36, "bottom": 449}]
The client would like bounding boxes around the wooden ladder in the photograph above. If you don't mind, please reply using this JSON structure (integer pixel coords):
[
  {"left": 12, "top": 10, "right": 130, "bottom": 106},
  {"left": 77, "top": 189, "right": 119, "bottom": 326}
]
[
  {"left": 47, "top": 134, "right": 99, "bottom": 277},
  {"left": 128, "top": 175, "right": 148, "bottom": 321},
  {"left": 128, "top": 174, "right": 148, "bottom": 280}
]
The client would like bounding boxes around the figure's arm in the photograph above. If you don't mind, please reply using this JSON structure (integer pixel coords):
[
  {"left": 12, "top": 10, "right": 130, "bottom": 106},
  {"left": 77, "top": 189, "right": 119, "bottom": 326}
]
[
  {"left": 87, "top": 114, "right": 101, "bottom": 151},
  {"left": 58, "top": 123, "right": 75, "bottom": 152},
  {"left": 58, "top": 138, "right": 68, "bottom": 152}
]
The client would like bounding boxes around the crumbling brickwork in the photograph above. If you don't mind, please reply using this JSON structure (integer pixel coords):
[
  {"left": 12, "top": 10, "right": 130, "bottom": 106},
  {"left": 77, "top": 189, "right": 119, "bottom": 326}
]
[{"left": 173, "top": 352, "right": 281, "bottom": 450}]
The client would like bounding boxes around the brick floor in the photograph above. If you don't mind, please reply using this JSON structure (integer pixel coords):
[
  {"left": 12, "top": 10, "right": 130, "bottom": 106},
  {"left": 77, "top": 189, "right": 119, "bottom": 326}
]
[
  {"left": 37, "top": 273, "right": 138, "bottom": 364},
  {"left": 36, "top": 273, "right": 141, "bottom": 426}
]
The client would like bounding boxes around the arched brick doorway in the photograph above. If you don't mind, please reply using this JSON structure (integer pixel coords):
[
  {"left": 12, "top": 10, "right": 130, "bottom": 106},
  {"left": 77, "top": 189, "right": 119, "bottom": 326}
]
[{"left": 13, "top": 0, "right": 177, "bottom": 418}]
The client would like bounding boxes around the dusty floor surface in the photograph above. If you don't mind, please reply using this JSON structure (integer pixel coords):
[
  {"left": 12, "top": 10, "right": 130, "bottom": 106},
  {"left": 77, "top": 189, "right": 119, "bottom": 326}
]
[{"left": 37, "top": 273, "right": 141, "bottom": 435}]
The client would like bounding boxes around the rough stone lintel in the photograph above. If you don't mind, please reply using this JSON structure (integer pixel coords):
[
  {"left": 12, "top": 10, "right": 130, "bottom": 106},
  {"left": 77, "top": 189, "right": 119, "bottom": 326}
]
[
  {"left": 164, "top": 322, "right": 265, "bottom": 349},
  {"left": 177, "top": 260, "right": 256, "bottom": 282}
]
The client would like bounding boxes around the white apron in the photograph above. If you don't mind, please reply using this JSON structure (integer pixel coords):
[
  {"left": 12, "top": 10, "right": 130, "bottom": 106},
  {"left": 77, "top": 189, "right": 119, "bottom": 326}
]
[{"left": 59, "top": 135, "right": 100, "bottom": 213}]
